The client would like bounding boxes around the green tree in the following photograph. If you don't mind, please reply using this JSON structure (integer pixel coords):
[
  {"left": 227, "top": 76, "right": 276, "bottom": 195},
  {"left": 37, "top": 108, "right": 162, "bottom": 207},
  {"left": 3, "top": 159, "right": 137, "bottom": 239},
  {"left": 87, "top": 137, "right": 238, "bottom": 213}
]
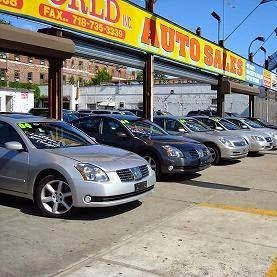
[
  {"left": 136, "top": 70, "right": 143, "bottom": 83},
  {"left": 69, "top": 75, "right": 75, "bottom": 85},
  {"left": 91, "top": 68, "right": 112, "bottom": 85}
]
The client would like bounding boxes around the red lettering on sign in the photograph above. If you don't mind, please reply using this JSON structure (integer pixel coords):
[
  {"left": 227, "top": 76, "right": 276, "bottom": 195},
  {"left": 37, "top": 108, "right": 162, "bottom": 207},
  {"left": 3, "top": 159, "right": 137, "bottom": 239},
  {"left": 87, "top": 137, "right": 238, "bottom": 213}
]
[
  {"left": 190, "top": 38, "right": 200, "bottom": 62},
  {"left": 176, "top": 32, "right": 189, "bottom": 58},
  {"left": 160, "top": 24, "right": 175, "bottom": 52},
  {"left": 105, "top": 0, "right": 120, "bottom": 23},
  {"left": 204, "top": 45, "right": 213, "bottom": 66}
]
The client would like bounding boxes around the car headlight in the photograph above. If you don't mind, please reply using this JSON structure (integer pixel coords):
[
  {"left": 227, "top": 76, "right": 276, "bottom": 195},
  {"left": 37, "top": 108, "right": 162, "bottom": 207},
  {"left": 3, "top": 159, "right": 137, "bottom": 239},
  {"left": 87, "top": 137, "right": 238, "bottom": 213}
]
[
  {"left": 75, "top": 163, "right": 109, "bottom": 182},
  {"left": 251, "top": 136, "right": 265, "bottom": 142},
  {"left": 162, "top": 145, "right": 184, "bottom": 158},
  {"left": 219, "top": 137, "right": 233, "bottom": 147}
]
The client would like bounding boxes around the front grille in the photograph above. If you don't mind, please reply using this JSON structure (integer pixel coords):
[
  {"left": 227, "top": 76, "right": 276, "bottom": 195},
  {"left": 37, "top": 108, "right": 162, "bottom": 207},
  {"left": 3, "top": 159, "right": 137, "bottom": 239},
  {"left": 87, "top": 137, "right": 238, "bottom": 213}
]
[
  {"left": 266, "top": 137, "right": 272, "bottom": 142},
  {"left": 189, "top": 149, "right": 199, "bottom": 158},
  {"left": 117, "top": 165, "right": 149, "bottom": 182},
  {"left": 233, "top": 141, "right": 246, "bottom": 147}
]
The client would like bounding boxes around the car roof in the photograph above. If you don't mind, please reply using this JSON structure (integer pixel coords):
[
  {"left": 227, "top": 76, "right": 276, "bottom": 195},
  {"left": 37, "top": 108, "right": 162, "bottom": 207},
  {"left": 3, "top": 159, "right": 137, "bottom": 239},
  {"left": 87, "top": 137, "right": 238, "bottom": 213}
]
[
  {"left": 79, "top": 114, "right": 142, "bottom": 121},
  {"left": 0, "top": 114, "right": 56, "bottom": 123},
  {"left": 154, "top": 115, "right": 195, "bottom": 120}
]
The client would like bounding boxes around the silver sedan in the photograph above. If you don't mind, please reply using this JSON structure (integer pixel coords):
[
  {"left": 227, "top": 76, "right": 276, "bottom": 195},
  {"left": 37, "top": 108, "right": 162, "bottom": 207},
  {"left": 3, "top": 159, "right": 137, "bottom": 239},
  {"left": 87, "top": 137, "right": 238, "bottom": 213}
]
[{"left": 0, "top": 114, "right": 155, "bottom": 218}]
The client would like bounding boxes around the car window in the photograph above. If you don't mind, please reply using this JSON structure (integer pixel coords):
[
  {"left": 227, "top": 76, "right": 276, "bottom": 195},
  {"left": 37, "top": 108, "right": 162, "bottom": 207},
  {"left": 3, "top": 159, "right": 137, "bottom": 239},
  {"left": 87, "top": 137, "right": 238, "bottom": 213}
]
[
  {"left": 153, "top": 118, "right": 164, "bottom": 128},
  {"left": 18, "top": 122, "right": 93, "bottom": 149},
  {"left": 228, "top": 119, "right": 245, "bottom": 129},
  {"left": 0, "top": 121, "right": 24, "bottom": 147},
  {"left": 243, "top": 119, "right": 263, "bottom": 128},
  {"left": 219, "top": 119, "right": 240, "bottom": 130},
  {"left": 77, "top": 117, "right": 101, "bottom": 135},
  {"left": 179, "top": 118, "right": 210, "bottom": 132},
  {"left": 165, "top": 119, "right": 183, "bottom": 132},
  {"left": 197, "top": 118, "right": 216, "bottom": 129},
  {"left": 102, "top": 118, "right": 126, "bottom": 136}
]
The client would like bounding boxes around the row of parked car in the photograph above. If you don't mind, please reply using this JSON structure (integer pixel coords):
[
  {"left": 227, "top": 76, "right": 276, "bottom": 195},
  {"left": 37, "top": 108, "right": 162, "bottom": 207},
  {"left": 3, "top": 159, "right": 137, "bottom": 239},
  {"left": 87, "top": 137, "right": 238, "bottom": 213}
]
[{"left": 0, "top": 109, "right": 275, "bottom": 218}]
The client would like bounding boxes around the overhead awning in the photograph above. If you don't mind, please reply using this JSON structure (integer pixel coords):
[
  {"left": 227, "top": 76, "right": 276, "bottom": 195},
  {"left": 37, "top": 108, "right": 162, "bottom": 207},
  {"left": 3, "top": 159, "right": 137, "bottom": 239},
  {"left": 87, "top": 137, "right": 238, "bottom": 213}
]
[{"left": 0, "top": 25, "right": 75, "bottom": 60}]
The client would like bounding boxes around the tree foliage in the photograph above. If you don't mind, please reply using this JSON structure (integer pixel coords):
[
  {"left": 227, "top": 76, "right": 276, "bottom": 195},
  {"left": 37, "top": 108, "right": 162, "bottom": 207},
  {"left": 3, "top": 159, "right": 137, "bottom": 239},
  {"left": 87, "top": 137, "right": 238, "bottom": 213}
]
[{"left": 89, "top": 68, "right": 112, "bottom": 85}]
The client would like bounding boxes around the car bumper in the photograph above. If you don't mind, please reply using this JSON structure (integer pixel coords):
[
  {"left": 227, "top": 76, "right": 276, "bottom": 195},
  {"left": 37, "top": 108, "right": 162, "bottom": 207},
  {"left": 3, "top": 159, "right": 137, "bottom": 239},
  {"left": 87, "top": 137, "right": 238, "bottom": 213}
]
[
  {"left": 249, "top": 141, "right": 273, "bottom": 152},
  {"left": 71, "top": 170, "right": 156, "bottom": 207},
  {"left": 220, "top": 145, "right": 249, "bottom": 160},
  {"left": 160, "top": 155, "right": 212, "bottom": 174}
]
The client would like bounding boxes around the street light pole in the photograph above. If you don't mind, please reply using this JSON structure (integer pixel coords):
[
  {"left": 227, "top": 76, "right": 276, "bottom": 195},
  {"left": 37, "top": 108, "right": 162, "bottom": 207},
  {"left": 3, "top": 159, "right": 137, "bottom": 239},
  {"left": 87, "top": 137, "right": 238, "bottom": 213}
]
[
  {"left": 211, "top": 11, "right": 221, "bottom": 44},
  {"left": 248, "top": 36, "right": 265, "bottom": 62}
]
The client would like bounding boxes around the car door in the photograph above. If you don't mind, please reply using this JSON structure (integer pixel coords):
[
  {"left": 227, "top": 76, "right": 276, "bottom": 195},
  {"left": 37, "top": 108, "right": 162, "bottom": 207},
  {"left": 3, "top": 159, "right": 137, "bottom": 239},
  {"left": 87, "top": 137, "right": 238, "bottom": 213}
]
[
  {"left": 0, "top": 121, "right": 29, "bottom": 193},
  {"left": 101, "top": 118, "right": 133, "bottom": 151}
]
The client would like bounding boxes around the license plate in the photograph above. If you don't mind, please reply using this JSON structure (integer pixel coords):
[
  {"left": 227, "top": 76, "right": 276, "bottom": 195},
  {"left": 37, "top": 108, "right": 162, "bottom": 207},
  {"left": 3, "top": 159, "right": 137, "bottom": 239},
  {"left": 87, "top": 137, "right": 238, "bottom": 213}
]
[{"left": 135, "top": 181, "right": 148, "bottom": 192}]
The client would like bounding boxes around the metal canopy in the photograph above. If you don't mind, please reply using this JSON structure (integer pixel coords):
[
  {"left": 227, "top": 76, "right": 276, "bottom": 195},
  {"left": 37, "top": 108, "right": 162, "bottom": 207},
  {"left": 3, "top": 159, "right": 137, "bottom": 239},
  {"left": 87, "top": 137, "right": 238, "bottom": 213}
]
[{"left": 0, "top": 25, "right": 75, "bottom": 60}]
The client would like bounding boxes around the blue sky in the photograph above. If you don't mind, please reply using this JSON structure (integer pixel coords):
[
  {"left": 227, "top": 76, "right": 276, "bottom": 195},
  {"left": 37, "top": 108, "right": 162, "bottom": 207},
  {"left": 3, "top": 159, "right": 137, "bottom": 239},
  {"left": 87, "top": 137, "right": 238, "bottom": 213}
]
[{"left": 1, "top": 0, "right": 276, "bottom": 66}]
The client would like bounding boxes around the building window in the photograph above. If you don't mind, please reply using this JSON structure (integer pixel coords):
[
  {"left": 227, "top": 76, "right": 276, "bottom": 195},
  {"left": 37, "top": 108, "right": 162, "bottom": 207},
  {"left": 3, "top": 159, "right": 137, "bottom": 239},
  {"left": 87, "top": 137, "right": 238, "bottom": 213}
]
[
  {"left": 0, "top": 69, "right": 5, "bottom": 81},
  {"left": 14, "top": 54, "right": 20, "bottom": 61},
  {"left": 40, "top": 73, "right": 45, "bottom": 84},
  {"left": 71, "top": 60, "right": 75, "bottom": 69},
  {"left": 211, "top": 98, "right": 217, "bottom": 105},
  {"left": 28, "top": 57, "right": 33, "bottom": 64},
  {"left": 27, "top": 72, "right": 33, "bottom": 83},
  {"left": 40, "top": 59, "right": 46, "bottom": 66},
  {"left": 14, "top": 70, "right": 20, "bottom": 82},
  {"left": 0, "top": 52, "right": 7, "bottom": 59},
  {"left": 63, "top": 75, "right": 67, "bottom": 83},
  {"left": 78, "top": 61, "right": 83, "bottom": 70}
]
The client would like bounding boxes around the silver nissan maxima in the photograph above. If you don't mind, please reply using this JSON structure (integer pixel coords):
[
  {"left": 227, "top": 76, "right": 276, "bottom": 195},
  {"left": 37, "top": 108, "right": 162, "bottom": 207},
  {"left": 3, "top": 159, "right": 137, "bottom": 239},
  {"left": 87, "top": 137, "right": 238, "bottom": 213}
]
[{"left": 0, "top": 114, "right": 155, "bottom": 218}]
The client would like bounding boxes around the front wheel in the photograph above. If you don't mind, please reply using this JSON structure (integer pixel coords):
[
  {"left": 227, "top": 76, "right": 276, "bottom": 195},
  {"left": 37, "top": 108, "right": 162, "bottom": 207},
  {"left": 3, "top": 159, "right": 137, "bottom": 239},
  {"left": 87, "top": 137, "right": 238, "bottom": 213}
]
[
  {"left": 35, "top": 175, "right": 75, "bottom": 218},
  {"left": 207, "top": 145, "right": 221, "bottom": 165},
  {"left": 142, "top": 153, "right": 161, "bottom": 180}
]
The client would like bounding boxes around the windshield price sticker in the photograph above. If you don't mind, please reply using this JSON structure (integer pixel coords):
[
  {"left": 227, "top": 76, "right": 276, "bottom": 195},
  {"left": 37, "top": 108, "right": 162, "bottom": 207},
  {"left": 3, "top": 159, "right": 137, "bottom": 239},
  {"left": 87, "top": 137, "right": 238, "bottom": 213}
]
[
  {"left": 18, "top": 123, "right": 32, "bottom": 129},
  {"left": 120, "top": 120, "right": 130, "bottom": 125},
  {"left": 178, "top": 119, "right": 187, "bottom": 124}
]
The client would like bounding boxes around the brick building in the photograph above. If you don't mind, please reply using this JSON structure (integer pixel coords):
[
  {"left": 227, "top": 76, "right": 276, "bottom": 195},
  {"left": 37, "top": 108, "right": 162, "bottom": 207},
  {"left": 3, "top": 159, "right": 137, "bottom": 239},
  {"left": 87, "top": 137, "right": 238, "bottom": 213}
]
[{"left": 0, "top": 52, "right": 137, "bottom": 85}]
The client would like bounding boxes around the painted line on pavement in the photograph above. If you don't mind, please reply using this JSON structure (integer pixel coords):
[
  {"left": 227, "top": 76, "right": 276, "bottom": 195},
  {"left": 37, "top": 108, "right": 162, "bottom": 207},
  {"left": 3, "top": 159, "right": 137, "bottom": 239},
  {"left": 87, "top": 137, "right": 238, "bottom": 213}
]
[
  {"left": 266, "top": 256, "right": 277, "bottom": 277},
  {"left": 198, "top": 203, "right": 277, "bottom": 217}
]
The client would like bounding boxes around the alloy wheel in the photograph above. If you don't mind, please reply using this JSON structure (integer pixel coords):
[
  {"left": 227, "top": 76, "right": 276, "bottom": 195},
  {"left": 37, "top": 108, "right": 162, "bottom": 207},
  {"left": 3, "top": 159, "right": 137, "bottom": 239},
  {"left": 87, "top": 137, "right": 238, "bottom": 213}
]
[
  {"left": 40, "top": 180, "right": 73, "bottom": 215},
  {"left": 208, "top": 147, "right": 216, "bottom": 163},
  {"left": 144, "top": 155, "right": 157, "bottom": 171}
]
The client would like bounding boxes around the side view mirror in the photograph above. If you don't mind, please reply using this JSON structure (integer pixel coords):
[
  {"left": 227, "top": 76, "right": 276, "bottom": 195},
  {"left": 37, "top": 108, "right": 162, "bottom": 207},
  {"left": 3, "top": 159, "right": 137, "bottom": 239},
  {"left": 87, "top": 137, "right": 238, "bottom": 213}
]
[
  {"left": 178, "top": 128, "right": 187, "bottom": 133},
  {"left": 215, "top": 126, "right": 224, "bottom": 131},
  {"left": 5, "top": 141, "right": 23, "bottom": 151},
  {"left": 242, "top": 125, "right": 248, "bottom": 129},
  {"left": 117, "top": 132, "right": 128, "bottom": 138}
]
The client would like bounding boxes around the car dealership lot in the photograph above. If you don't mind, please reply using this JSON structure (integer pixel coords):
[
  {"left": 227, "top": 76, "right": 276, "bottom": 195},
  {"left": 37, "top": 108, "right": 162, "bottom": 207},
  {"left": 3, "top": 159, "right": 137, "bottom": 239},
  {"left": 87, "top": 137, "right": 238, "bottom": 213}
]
[{"left": 1, "top": 151, "right": 277, "bottom": 276}]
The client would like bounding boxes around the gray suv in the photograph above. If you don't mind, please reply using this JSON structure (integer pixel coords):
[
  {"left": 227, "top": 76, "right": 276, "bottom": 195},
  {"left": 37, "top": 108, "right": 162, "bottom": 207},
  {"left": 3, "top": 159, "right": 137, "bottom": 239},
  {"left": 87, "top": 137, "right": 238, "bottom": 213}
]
[{"left": 154, "top": 116, "right": 249, "bottom": 164}]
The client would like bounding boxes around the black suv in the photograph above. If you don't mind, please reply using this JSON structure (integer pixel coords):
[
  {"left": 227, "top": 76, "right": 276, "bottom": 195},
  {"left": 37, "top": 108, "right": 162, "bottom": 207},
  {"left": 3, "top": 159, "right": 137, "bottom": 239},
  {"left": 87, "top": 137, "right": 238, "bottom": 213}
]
[{"left": 71, "top": 115, "right": 212, "bottom": 178}]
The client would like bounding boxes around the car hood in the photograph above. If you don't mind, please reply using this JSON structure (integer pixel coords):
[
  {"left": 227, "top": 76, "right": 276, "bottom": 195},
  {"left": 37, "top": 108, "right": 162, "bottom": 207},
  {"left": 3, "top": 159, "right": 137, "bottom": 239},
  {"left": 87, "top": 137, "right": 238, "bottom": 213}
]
[
  {"left": 189, "top": 130, "right": 244, "bottom": 141},
  {"left": 45, "top": 145, "right": 147, "bottom": 172},
  {"left": 142, "top": 135, "right": 206, "bottom": 151},
  {"left": 224, "top": 129, "right": 271, "bottom": 139}
]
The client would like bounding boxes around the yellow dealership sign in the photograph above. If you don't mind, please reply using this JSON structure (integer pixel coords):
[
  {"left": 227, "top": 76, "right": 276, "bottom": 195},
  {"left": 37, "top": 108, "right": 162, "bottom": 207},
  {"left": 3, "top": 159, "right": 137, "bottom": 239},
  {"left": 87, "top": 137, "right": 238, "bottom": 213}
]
[{"left": 0, "top": 0, "right": 275, "bottom": 88}]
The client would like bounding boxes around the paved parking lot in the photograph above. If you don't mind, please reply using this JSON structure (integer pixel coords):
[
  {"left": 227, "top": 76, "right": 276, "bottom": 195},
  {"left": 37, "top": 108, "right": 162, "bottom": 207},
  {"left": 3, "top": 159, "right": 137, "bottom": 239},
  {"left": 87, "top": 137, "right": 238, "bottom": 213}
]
[{"left": 1, "top": 151, "right": 277, "bottom": 276}]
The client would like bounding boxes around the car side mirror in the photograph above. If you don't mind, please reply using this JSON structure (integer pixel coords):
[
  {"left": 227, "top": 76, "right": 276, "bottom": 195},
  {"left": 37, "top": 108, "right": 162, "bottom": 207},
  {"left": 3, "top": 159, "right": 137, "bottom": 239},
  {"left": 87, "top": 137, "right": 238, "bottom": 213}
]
[
  {"left": 178, "top": 128, "right": 187, "bottom": 133},
  {"left": 5, "top": 141, "right": 23, "bottom": 151},
  {"left": 117, "top": 132, "right": 128, "bottom": 138},
  {"left": 215, "top": 126, "right": 224, "bottom": 131},
  {"left": 242, "top": 125, "right": 248, "bottom": 129}
]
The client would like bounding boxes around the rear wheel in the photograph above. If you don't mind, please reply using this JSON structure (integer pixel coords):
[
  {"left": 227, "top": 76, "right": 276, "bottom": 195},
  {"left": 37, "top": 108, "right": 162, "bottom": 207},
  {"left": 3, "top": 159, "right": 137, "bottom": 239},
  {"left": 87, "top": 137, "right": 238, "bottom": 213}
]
[
  {"left": 35, "top": 175, "right": 76, "bottom": 218},
  {"left": 206, "top": 144, "right": 221, "bottom": 165},
  {"left": 142, "top": 153, "right": 161, "bottom": 180}
]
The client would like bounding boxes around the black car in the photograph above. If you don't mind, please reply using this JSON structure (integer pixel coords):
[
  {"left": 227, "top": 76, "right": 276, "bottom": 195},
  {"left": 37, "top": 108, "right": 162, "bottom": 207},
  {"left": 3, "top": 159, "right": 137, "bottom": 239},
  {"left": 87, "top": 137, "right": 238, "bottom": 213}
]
[
  {"left": 71, "top": 115, "right": 212, "bottom": 178},
  {"left": 187, "top": 110, "right": 217, "bottom": 117}
]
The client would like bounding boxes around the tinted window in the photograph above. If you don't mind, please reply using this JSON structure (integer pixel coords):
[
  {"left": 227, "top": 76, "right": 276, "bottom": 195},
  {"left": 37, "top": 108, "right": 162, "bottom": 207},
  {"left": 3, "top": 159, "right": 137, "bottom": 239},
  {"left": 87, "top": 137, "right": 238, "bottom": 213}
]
[
  {"left": 77, "top": 117, "right": 101, "bottom": 136},
  {"left": 102, "top": 119, "right": 126, "bottom": 136},
  {"left": 219, "top": 119, "right": 240, "bottom": 130},
  {"left": 165, "top": 119, "right": 183, "bottom": 132},
  {"left": 0, "top": 122, "right": 23, "bottom": 147},
  {"left": 243, "top": 119, "right": 263, "bottom": 128},
  {"left": 228, "top": 119, "right": 246, "bottom": 129},
  {"left": 197, "top": 118, "right": 216, "bottom": 129},
  {"left": 179, "top": 118, "right": 210, "bottom": 132}
]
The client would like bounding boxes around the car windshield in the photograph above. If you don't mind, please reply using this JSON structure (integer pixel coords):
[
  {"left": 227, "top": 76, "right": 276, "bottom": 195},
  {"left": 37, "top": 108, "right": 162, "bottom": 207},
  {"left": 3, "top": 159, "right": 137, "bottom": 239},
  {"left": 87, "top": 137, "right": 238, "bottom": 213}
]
[
  {"left": 249, "top": 118, "right": 267, "bottom": 127},
  {"left": 63, "top": 113, "right": 79, "bottom": 122},
  {"left": 179, "top": 118, "right": 210, "bottom": 132},
  {"left": 243, "top": 119, "right": 263, "bottom": 128},
  {"left": 121, "top": 119, "right": 167, "bottom": 137},
  {"left": 18, "top": 121, "right": 93, "bottom": 149},
  {"left": 219, "top": 119, "right": 240, "bottom": 130}
]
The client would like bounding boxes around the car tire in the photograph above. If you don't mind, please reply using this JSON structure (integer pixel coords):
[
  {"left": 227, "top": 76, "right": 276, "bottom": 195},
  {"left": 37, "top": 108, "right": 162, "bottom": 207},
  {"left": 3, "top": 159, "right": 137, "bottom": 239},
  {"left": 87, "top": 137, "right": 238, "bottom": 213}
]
[
  {"left": 142, "top": 153, "right": 161, "bottom": 180},
  {"left": 34, "top": 174, "right": 76, "bottom": 218},
  {"left": 206, "top": 144, "right": 221, "bottom": 165}
]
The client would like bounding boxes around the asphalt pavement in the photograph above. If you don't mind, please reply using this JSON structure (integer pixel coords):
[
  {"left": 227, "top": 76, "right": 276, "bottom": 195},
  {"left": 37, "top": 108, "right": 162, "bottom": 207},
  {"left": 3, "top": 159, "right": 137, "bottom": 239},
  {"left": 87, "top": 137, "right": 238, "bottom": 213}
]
[{"left": 1, "top": 151, "right": 277, "bottom": 276}]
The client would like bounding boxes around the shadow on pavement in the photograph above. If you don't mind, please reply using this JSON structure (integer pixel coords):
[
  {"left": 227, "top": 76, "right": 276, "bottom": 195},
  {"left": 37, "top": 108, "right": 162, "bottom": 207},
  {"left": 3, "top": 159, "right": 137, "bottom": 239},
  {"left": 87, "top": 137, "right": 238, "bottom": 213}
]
[
  {"left": 0, "top": 193, "right": 142, "bottom": 220},
  {"left": 215, "top": 160, "right": 241, "bottom": 166},
  {"left": 248, "top": 152, "right": 265, "bottom": 158},
  {"left": 183, "top": 180, "right": 250, "bottom": 191},
  {"left": 160, "top": 173, "right": 201, "bottom": 182}
]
